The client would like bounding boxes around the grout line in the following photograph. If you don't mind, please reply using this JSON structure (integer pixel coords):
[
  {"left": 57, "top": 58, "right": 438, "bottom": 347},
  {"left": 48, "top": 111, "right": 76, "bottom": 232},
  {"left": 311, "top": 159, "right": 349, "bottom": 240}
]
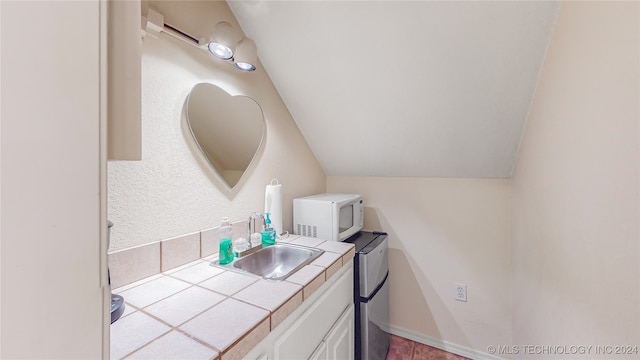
[
  {"left": 122, "top": 300, "right": 225, "bottom": 358},
  {"left": 271, "top": 288, "right": 302, "bottom": 314},
  {"left": 159, "top": 239, "right": 164, "bottom": 273},
  {"left": 191, "top": 276, "right": 232, "bottom": 297},
  {"left": 219, "top": 316, "right": 270, "bottom": 358},
  {"left": 172, "top": 327, "right": 222, "bottom": 354},
  {"left": 116, "top": 325, "right": 172, "bottom": 360},
  {"left": 164, "top": 269, "right": 219, "bottom": 285},
  {"left": 301, "top": 271, "right": 325, "bottom": 300},
  {"left": 269, "top": 289, "right": 303, "bottom": 330},
  {"left": 162, "top": 258, "right": 207, "bottom": 275},
  {"left": 123, "top": 278, "right": 193, "bottom": 311},
  {"left": 112, "top": 273, "right": 165, "bottom": 294}
]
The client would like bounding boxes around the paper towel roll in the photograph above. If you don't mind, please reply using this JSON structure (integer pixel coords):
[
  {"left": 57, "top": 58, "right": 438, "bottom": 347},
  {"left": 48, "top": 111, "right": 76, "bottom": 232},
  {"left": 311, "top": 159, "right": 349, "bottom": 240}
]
[{"left": 265, "top": 179, "right": 283, "bottom": 236}]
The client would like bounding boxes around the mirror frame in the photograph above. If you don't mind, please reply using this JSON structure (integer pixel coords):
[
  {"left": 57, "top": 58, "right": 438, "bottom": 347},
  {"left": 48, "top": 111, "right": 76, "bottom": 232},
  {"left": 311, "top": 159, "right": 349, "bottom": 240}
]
[{"left": 181, "top": 82, "right": 266, "bottom": 197}]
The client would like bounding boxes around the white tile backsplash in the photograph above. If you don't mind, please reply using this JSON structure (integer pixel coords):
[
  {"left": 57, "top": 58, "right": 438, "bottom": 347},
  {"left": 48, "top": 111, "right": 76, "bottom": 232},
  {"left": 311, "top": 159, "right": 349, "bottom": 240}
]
[
  {"left": 200, "top": 227, "right": 218, "bottom": 258},
  {"left": 109, "top": 242, "right": 161, "bottom": 289},
  {"left": 161, "top": 232, "right": 201, "bottom": 271}
]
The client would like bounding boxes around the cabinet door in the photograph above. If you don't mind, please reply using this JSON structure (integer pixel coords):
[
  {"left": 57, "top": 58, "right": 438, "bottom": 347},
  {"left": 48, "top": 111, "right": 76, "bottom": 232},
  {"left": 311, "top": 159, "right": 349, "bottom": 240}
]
[
  {"left": 253, "top": 353, "right": 269, "bottom": 360},
  {"left": 308, "top": 341, "right": 327, "bottom": 360},
  {"left": 107, "top": 0, "right": 142, "bottom": 160},
  {"left": 273, "top": 267, "right": 353, "bottom": 359},
  {"left": 325, "top": 304, "right": 355, "bottom": 360}
]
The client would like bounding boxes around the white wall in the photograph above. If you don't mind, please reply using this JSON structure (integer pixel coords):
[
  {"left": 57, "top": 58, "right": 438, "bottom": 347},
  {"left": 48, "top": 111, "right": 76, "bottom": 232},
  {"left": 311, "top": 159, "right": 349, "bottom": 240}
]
[
  {"left": 1, "top": 1, "right": 105, "bottom": 358},
  {"left": 108, "top": 1, "right": 325, "bottom": 251},
  {"left": 328, "top": 177, "right": 511, "bottom": 357},
  {"left": 511, "top": 1, "right": 639, "bottom": 358}
]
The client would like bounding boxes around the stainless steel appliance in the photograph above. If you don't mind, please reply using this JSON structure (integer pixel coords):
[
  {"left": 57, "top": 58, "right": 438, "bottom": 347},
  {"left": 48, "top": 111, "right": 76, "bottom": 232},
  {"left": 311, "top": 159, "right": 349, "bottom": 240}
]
[{"left": 344, "top": 231, "right": 390, "bottom": 360}]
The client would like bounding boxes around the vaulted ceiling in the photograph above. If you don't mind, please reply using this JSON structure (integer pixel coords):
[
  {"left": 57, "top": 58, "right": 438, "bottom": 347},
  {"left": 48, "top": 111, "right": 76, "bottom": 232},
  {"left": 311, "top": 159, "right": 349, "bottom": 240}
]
[{"left": 229, "top": 1, "right": 560, "bottom": 178}]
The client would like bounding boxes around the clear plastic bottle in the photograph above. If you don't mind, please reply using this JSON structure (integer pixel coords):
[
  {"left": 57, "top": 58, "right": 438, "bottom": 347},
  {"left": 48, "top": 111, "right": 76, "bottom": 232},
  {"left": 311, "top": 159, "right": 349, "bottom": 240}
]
[
  {"left": 233, "top": 236, "right": 249, "bottom": 255},
  {"left": 218, "top": 217, "right": 234, "bottom": 265}
]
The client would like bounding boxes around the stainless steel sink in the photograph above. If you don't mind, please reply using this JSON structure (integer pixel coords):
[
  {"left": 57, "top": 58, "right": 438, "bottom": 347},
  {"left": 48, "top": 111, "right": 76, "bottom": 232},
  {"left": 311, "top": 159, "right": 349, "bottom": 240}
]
[{"left": 213, "top": 244, "right": 324, "bottom": 281}]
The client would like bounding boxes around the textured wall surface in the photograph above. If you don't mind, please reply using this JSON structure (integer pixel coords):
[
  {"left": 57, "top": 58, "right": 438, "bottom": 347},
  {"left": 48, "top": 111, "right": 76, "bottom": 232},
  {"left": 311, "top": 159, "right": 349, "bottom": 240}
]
[{"left": 108, "top": 1, "right": 325, "bottom": 251}]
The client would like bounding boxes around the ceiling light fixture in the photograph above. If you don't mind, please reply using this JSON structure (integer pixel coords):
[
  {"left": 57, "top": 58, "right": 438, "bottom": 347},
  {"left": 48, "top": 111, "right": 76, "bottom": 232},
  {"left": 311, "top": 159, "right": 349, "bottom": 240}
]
[
  {"left": 207, "top": 21, "right": 239, "bottom": 60},
  {"left": 142, "top": 9, "right": 258, "bottom": 72},
  {"left": 233, "top": 38, "right": 257, "bottom": 71}
]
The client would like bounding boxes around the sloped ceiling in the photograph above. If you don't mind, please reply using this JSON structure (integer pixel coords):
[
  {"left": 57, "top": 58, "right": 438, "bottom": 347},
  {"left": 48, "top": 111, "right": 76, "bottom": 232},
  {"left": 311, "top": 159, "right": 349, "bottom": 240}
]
[{"left": 229, "top": 1, "right": 559, "bottom": 178}]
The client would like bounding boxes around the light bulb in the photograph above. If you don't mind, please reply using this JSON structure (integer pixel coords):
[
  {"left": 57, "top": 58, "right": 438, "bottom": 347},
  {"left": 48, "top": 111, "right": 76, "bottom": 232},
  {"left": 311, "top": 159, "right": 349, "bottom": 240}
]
[
  {"left": 208, "top": 42, "right": 233, "bottom": 60},
  {"left": 234, "top": 62, "right": 256, "bottom": 71}
]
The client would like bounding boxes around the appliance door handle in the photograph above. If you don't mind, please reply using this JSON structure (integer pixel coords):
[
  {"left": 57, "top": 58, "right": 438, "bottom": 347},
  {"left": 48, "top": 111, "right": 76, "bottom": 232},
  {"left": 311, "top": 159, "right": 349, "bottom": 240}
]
[{"left": 358, "top": 271, "right": 389, "bottom": 304}]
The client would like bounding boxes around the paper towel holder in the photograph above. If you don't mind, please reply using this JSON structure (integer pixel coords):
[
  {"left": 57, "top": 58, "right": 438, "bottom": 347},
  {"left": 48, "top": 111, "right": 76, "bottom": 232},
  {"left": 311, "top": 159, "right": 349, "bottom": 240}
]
[{"left": 265, "top": 178, "right": 285, "bottom": 237}]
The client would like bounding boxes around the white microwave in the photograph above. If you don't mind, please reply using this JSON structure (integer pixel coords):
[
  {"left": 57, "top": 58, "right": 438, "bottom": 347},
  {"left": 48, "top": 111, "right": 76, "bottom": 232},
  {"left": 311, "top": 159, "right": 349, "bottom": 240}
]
[{"left": 293, "top": 193, "right": 364, "bottom": 242}]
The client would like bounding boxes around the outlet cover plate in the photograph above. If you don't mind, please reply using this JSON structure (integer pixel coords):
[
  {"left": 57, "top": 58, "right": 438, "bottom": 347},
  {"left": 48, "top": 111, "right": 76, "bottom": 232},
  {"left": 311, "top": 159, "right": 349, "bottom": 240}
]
[{"left": 455, "top": 283, "right": 467, "bottom": 302}]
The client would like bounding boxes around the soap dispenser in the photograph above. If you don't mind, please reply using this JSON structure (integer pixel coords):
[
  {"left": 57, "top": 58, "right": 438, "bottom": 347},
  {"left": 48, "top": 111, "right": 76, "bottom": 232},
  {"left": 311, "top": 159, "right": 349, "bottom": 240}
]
[
  {"left": 218, "top": 217, "right": 234, "bottom": 264},
  {"left": 261, "top": 212, "right": 276, "bottom": 246}
]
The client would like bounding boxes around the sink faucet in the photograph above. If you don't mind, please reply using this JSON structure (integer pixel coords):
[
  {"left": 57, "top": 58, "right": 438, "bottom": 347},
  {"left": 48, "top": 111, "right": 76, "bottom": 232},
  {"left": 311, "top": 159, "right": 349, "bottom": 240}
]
[{"left": 247, "top": 212, "right": 265, "bottom": 250}]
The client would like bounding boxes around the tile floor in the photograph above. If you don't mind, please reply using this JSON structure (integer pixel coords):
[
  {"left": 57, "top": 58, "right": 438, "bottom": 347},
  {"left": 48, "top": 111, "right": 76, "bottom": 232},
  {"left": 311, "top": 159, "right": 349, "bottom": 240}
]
[{"left": 386, "top": 334, "right": 470, "bottom": 360}]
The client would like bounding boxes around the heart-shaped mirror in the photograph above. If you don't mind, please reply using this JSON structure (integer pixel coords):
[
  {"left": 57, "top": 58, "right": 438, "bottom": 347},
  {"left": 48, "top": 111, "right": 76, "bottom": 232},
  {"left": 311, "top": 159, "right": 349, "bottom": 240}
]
[{"left": 184, "top": 83, "right": 265, "bottom": 190}]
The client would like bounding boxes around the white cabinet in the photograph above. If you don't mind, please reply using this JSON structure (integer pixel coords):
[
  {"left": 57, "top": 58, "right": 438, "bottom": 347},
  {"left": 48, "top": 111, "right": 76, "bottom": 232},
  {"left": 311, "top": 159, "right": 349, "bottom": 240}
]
[
  {"left": 308, "top": 305, "right": 354, "bottom": 360},
  {"left": 107, "top": 0, "right": 142, "bottom": 160},
  {"left": 273, "top": 264, "right": 353, "bottom": 359},
  {"left": 325, "top": 305, "right": 354, "bottom": 360},
  {"left": 244, "top": 261, "right": 354, "bottom": 360},
  {"left": 309, "top": 342, "right": 328, "bottom": 360}
]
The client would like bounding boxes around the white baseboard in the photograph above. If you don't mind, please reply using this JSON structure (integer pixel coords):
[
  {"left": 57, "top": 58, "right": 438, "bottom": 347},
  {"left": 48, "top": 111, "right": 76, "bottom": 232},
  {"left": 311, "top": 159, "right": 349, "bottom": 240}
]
[{"left": 388, "top": 325, "right": 504, "bottom": 360}]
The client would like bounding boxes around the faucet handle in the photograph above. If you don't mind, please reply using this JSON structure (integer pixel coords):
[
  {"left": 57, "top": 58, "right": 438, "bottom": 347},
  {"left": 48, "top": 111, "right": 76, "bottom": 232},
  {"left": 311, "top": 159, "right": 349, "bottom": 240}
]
[
  {"left": 247, "top": 212, "right": 266, "bottom": 242},
  {"left": 247, "top": 211, "right": 266, "bottom": 225}
]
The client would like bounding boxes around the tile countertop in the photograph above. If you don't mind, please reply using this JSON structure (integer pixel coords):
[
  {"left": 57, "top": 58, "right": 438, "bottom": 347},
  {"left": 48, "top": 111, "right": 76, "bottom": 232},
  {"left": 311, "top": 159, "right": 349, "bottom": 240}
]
[{"left": 110, "top": 235, "right": 356, "bottom": 360}]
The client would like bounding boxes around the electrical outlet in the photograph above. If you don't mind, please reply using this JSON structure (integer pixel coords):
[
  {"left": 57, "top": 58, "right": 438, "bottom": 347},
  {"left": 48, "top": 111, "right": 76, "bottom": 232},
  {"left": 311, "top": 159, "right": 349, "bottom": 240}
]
[{"left": 454, "top": 283, "right": 467, "bottom": 302}]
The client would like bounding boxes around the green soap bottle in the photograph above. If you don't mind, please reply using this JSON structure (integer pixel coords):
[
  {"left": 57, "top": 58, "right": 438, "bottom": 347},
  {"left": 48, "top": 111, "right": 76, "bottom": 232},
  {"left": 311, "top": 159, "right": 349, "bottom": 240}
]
[
  {"left": 261, "top": 213, "right": 276, "bottom": 247},
  {"left": 218, "top": 217, "right": 234, "bottom": 265}
]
